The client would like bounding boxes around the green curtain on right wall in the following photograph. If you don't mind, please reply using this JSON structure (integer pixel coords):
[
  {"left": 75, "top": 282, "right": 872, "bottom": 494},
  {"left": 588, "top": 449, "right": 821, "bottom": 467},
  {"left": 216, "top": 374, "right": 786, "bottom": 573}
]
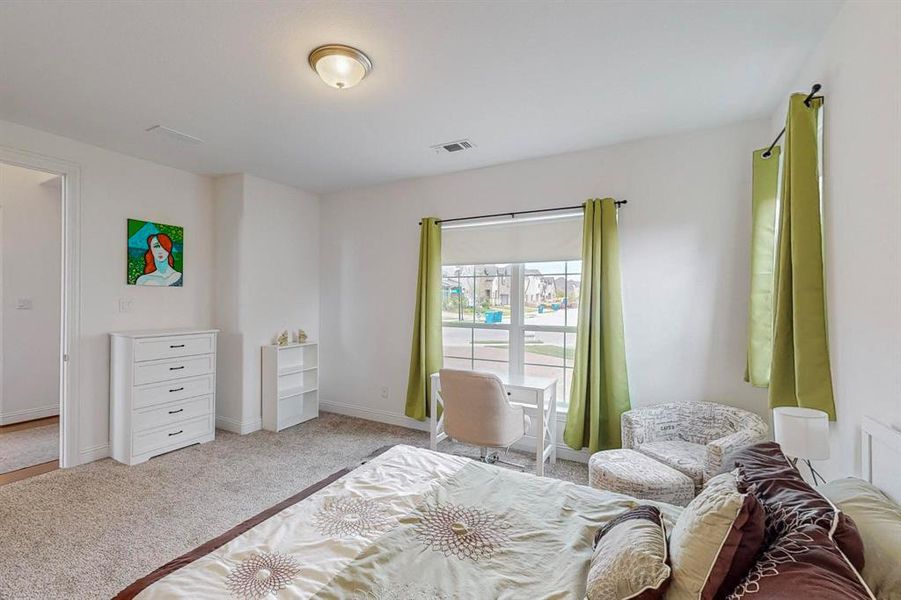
[
  {"left": 564, "top": 198, "right": 630, "bottom": 452},
  {"left": 768, "top": 93, "right": 836, "bottom": 419},
  {"left": 745, "top": 145, "right": 780, "bottom": 387}
]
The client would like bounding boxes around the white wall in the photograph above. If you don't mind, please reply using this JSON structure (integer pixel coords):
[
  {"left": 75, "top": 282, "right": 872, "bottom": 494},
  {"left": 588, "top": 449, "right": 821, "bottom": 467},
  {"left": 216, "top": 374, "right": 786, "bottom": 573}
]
[
  {"left": 213, "top": 174, "right": 320, "bottom": 433},
  {"left": 0, "top": 118, "right": 320, "bottom": 461},
  {"left": 0, "top": 118, "right": 214, "bottom": 462},
  {"left": 775, "top": 1, "right": 901, "bottom": 480},
  {"left": 212, "top": 174, "right": 245, "bottom": 433},
  {"left": 0, "top": 164, "right": 61, "bottom": 424},
  {"left": 319, "top": 119, "right": 772, "bottom": 442}
]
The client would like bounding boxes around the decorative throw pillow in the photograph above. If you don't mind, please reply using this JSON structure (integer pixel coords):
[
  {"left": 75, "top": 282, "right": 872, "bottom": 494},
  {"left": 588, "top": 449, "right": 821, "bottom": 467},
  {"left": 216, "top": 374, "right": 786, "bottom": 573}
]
[
  {"left": 821, "top": 477, "right": 901, "bottom": 599},
  {"left": 667, "top": 470, "right": 765, "bottom": 600},
  {"left": 724, "top": 518, "right": 873, "bottom": 599},
  {"left": 717, "top": 442, "right": 865, "bottom": 570},
  {"left": 586, "top": 505, "right": 671, "bottom": 600}
]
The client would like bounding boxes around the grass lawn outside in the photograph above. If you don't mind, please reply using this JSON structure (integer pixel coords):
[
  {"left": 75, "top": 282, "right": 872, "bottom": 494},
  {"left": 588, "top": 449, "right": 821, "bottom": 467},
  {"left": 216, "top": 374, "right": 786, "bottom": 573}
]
[
  {"left": 525, "top": 344, "right": 574, "bottom": 360},
  {"left": 469, "top": 343, "right": 573, "bottom": 362}
]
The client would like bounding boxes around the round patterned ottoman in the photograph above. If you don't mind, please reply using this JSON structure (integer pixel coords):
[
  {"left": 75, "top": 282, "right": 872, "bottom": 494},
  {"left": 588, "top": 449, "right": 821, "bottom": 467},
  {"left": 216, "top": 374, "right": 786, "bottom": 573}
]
[{"left": 588, "top": 448, "right": 694, "bottom": 507}]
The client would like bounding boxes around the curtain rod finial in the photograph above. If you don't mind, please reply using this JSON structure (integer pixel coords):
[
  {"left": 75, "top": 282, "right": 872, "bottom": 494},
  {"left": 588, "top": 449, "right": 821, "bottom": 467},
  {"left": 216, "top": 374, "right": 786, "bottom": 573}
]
[{"left": 804, "top": 83, "right": 823, "bottom": 107}]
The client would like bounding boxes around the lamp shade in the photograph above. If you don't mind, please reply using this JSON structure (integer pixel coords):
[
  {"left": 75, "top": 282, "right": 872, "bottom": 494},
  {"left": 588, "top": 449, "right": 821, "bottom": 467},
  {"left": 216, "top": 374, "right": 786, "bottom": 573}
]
[{"left": 773, "top": 407, "right": 830, "bottom": 460}]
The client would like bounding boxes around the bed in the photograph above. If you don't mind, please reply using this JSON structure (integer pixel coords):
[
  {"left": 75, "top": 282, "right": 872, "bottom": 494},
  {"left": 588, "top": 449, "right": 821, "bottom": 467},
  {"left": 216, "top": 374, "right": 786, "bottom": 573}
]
[
  {"left": 118, "top": 418, "right": 901, "bottom": 600},
  {"left": 116, "top": 444, "right": 682, "bottom": 599}
]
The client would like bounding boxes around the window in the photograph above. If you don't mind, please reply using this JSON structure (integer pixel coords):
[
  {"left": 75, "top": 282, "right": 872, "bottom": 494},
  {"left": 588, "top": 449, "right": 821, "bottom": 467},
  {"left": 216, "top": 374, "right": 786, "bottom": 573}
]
[{"left": 442, "top": 260, "right": 581, "bottom": 406}]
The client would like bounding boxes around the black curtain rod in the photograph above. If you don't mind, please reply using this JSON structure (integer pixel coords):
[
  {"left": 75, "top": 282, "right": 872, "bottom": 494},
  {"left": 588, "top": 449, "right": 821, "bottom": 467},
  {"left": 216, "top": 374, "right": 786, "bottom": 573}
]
[
  {"left": 762, "top": 83, "right": 822, "bottom": 158},
  {"left": 420, "top": 200, "right": 627, "bottom": 226}
]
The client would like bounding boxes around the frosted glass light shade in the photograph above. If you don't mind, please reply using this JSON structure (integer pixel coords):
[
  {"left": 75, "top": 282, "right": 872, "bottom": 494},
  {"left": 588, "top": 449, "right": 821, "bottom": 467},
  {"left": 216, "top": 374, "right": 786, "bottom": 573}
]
[
  {"left": 773, "top": 407, "right": 830, "bottom": 460},
  {"left": 308, "top": 45, "right": 372, "bottom": 89}
]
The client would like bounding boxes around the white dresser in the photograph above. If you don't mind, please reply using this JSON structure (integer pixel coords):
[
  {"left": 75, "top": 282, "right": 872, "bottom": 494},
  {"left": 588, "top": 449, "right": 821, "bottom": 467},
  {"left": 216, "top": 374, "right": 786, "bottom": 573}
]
[
  {"left": 262, "top": 342, "right": 319, "bottom": 432},
  {"left": 110, "top": 329, "right": 218, "bottom": 465}
]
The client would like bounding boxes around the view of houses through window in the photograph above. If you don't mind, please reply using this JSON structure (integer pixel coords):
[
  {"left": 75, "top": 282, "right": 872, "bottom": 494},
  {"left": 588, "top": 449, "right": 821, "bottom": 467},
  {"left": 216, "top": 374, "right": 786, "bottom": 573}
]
[{"left": 442, "top": 260, "right": 581, "bottom": 406}]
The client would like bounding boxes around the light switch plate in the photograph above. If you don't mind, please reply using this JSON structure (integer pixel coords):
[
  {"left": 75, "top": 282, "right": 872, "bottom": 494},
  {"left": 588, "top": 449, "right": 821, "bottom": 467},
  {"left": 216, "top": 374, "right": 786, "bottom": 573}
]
[
  {"left": 15, "top": 298, "right": 33, "bottom": 310},
  {"left": 118, "top": 298, "right": 134, "bottom": 313}
]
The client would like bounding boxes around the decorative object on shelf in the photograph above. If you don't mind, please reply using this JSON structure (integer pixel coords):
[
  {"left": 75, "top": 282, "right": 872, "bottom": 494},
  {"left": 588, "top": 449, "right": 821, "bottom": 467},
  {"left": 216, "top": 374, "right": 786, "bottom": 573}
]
[
  {"left": 262, "top": 342, "right": 319, "bottom": 432},
  {"left": 127, "top": 218, "right": 184, "bottom": 287},
  {"left": 276, "top": 331, "right": 289, "bottom": 346},
  {"left": 772, "top": 406, "right": 829, "bottom": 485},
  {"left": 295, "top": 329, "right": 308, "bottom": 344}
]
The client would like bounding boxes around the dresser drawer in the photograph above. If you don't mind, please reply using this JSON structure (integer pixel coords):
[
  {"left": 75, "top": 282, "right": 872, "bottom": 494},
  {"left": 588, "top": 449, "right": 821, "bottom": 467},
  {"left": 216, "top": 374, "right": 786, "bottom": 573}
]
[
  {"left": 134, "top": 334, "right": 216, "bottom": 362},
  {"left": 133, "top": 395, "right": 213, "bottom": 433},
  {"left": 134, "top": 354, "right": 215, "bottom": 386},
  {"left": 132, "top": 415, "right": 212, "bottom": 457},
  {"left": 133, "top": 374, "right": 215, "bottom": 409}
]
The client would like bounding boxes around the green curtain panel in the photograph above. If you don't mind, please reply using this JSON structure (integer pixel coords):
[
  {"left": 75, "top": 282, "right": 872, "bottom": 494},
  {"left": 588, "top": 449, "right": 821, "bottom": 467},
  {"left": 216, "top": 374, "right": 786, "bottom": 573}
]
[
  {"left": 769, "top": 94, "right": 836, "bottom": 419},
  {"left": 745, "top": 146, "right": 781, "bottom": 387},
  {"left": 564, "top": 198, "right": 630, "bottom": 451},
  {"left": 404, "top": 218, "right": 443, "bottom": 421}
]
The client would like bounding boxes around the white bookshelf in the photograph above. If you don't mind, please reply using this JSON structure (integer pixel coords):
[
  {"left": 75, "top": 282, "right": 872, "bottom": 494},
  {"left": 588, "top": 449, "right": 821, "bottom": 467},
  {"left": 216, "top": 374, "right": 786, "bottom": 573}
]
[{"left": 262, "top": 342, "right": 319, "bottom": 432}]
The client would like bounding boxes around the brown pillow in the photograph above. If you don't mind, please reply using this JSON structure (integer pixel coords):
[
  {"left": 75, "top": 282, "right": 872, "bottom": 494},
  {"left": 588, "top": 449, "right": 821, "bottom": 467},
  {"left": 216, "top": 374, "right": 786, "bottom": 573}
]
[
  {"left": 725, "top": 520, "right": 873, "bottom": 599},
  {"left": 667, "top": 470, "right": 765, "bottom": 600},
  {"left": 586, "top": 506, "right": 670, "bottom": 600},
  {"left": 717, "top": 441, "right": 865, "bottom": 571}
]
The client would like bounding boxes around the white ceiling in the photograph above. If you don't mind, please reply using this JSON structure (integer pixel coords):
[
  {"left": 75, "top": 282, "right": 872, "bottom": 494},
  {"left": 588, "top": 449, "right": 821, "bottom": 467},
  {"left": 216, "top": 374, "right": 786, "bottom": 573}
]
[{"left": 0, "top": 1, "right": 842, "bottom": 194}]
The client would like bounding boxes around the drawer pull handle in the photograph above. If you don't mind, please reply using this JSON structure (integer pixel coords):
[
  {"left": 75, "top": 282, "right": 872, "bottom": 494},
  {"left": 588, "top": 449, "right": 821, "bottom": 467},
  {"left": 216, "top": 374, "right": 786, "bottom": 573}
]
[
  {"left": 169, "top": 430, "right": 183, "bottom": 437},
  {"left": 169, "top": 366, "right": 185, "bottom": 371},
  {"left": 170, "top": 344, "right": 185, "bottom": 348},
  {"left": 169, "top": 387, "right": 184, "bottom": 393},
  {"left": 168, "top": 408, "right": 184, "bottom": 415}
]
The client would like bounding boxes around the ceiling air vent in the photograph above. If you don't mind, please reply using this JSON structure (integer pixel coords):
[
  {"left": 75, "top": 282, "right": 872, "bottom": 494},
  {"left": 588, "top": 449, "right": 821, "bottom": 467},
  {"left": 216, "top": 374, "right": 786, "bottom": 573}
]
[
  {"left": 146, "top": 125, "right": 204, "bottom": 145},
  {"left": 431, "top": 139, "right": 476, "bottom": 154}
]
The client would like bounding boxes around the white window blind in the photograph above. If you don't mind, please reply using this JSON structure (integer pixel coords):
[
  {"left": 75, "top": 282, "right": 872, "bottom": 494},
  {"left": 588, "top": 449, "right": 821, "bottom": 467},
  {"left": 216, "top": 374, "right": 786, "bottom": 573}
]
[{"left": 441, "top": 215, "right": 583, "bottom": 265}]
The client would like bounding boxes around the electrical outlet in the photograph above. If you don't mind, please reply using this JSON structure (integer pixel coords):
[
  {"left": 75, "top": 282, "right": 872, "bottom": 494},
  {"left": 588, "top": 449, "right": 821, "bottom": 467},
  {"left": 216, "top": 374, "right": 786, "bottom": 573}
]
[
  {"left": 15, "top": 297, "right": 33, "bottom": 310},
  {"left": 380, "top": 386, "right": 389, "bottom": 399},
  {"left": 118, "top": 297, "right": 134, "bottom": 313}
]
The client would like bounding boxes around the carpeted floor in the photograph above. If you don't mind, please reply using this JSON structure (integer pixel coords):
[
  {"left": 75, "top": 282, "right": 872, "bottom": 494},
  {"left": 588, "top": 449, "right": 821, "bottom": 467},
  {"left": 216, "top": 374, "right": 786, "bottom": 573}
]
[
  {"left": 0, "top": 412, "right": 586, "bottom": 600},
  {"left": 0, "top": 424, "right": 58, "bottom": 474}
]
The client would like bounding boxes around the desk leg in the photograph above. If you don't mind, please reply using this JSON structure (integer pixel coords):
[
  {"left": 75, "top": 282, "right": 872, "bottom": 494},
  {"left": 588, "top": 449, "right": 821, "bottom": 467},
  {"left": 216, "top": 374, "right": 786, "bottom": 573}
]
[
  {"left": 429, "top": 377, "right": 439, "bottom": 451},
  {"left": 549, "top": 385, "right": 557, "bottom": 464},
  {"left": 536, "top": 390, "right": 545, "bottom": 477}
]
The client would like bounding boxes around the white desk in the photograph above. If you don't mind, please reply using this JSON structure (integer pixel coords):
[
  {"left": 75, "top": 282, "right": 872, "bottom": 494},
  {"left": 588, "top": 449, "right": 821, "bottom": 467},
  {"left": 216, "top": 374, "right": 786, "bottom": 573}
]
[{"left": 429, "top": 372, "right": 557, "bottom": 476}]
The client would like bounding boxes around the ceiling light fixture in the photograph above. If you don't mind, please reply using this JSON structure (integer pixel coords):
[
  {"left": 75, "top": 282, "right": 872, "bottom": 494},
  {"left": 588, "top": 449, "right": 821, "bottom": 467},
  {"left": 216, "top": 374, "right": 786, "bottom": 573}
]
[{"left": 308, "top": 44, "right": 372, "bottom": 90}]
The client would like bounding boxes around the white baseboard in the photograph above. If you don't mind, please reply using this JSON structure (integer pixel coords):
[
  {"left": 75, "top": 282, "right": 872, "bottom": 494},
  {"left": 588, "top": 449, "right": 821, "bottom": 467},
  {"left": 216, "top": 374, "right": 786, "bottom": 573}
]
[
  {"left": 0, "top": 405, "right": 59, "bottom": 425},
  {"left": 79, "top": 443, "right": 110, "bottom": 464},
  {"left": 320, "top": 398, "right": 589, "bottom": 463},
  {"left": 320, "top": 399, "right": 429, "bottom": 432},
  {"left": 512, "top": 435, "right": 590, "bottom": 463},
  {"left": 216, "top": 414, "right": 262, "bottom": 435}
]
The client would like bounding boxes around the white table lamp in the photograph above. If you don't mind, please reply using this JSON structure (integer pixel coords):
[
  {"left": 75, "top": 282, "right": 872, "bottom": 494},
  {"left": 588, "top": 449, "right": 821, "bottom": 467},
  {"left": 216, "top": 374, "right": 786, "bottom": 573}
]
[{"left": 773, "top": 406, "right": 829, "bottom": 485}]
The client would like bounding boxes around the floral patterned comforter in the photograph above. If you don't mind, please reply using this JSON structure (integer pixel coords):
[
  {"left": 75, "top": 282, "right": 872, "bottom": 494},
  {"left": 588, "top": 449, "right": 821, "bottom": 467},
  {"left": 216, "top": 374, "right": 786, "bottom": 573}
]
[{"left": 118, "top": 445, "right": 682, "bottom": 600}]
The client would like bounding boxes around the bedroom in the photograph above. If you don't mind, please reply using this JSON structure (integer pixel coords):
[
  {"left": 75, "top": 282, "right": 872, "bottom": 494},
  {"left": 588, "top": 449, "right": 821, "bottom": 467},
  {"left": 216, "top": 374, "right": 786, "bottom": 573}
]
[{"left": 0, "top": 0, "right": 899, "bottom": 598}]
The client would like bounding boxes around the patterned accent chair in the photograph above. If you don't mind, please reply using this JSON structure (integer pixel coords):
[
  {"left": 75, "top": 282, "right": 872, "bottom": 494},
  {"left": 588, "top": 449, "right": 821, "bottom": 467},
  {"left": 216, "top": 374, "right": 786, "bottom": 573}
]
[{"left": 621, "top": 402, "right": 769, "bottom": 491}]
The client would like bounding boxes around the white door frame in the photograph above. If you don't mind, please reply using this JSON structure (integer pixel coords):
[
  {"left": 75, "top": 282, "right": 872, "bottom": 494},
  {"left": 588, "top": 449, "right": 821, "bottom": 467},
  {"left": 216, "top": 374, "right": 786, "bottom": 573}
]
[{"left": 0, "top": 145, "right": 81, "bottom": 468}]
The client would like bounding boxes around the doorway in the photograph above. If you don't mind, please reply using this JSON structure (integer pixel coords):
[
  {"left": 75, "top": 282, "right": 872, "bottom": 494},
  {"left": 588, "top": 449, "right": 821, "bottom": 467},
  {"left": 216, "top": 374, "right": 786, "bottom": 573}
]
[
  {"left": 0, "top": 163, "right": 63, "bottom": 484},
  {"left": 0, "top": 145, "right": 80, "bottom": 480}
]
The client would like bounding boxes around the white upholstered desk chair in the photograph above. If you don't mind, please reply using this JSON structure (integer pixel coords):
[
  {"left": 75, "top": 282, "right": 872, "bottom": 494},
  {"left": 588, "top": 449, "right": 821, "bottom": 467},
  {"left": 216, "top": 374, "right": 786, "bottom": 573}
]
[{"left": 438, "top": 368, "right": 531, "bottom": 469}]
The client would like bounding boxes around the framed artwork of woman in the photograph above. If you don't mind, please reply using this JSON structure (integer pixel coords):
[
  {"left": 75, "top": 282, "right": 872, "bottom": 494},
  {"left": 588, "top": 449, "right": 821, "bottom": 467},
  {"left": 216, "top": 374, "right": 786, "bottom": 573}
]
[{"left": 127, "top": 219, "right": 184, "bottom": 287}]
